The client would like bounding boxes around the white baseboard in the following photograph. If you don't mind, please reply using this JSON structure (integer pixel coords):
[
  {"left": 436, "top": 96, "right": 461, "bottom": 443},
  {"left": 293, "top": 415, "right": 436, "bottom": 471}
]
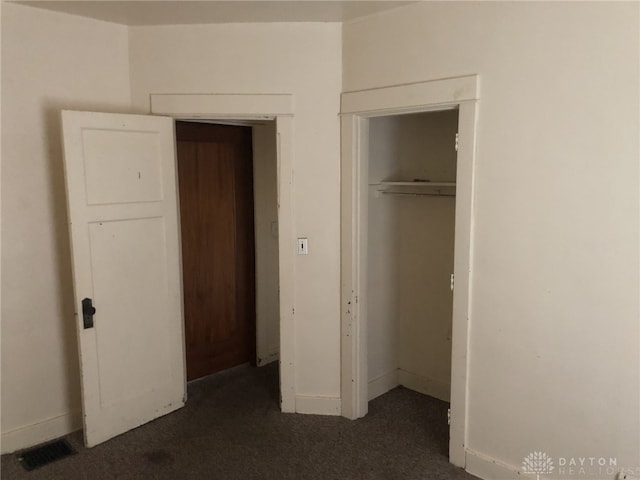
[
  {"left": 466, "top": 449, "right": 634, "bottom": 480},
  {"left": 465, "top": 448, "right": 524, "bottom": 480},
  {"left": 295, "top": 395, "right": 341, "bottom": 416},
  {"left": 368, "top": 369, "right": 399, "bottom": 401},
  {"left": 1, "top": 411, "right": 82, "bottom": 454},
  {"left": 398, "top": 369, "right": 451, "bottom": 402}
]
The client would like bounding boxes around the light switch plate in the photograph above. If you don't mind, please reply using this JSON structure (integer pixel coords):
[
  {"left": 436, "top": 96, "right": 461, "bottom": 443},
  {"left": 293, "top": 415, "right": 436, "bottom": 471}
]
[{"left": 297, "top": 238, "right": 308, "bottom": 255}]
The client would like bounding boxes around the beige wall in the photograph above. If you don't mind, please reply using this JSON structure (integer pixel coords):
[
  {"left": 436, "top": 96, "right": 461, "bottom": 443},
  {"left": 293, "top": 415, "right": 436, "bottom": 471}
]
[
  {"left": 1, "top": 4, "right": 132, "bottom": 452},
  {"left": 129, "top": 22, "right": 343, "bottom": 398},
  {"left": 345, "top": 1, "right": 640, "bottom": 475},
  {"left": 2, "top": 2, "right": 637, "bottom": 471}
]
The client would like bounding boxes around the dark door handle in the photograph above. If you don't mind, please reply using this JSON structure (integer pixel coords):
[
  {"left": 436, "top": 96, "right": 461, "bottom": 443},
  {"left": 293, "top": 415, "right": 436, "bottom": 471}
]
[{"left": 82, "top": 298, "right": 96, "bottom": 329}]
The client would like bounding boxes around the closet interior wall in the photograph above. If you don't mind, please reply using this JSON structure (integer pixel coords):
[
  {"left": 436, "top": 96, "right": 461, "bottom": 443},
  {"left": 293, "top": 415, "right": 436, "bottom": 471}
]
[
  {"left": 367, "top": 109, "right": 459, "bottom": 402},
  {"left": 252, "top": 121, "right": 280, "bottom": 367}
]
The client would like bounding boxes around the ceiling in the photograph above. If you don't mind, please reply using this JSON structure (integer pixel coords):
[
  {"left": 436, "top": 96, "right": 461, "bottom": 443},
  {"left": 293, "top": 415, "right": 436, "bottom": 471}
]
[{"left": 11, "top": 1, "right": 415, "bottom": 26}]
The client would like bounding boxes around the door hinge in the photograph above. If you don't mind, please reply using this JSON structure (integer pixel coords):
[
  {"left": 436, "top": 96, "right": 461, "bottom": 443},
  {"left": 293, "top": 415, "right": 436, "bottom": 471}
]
[
  {"left": 448, "top": 408, "right": 451, "bottom": 425},
  {"left": 455, "top": 132, "right": 459, "bottom": 152},
  {"left": 450, "top": 274, "right": 455, "bottom": 292}
]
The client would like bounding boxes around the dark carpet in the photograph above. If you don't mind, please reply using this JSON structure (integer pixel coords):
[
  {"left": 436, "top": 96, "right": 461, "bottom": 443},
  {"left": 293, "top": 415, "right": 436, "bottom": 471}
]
[{"left": 1, "top": 363, "right": 478, "bottom": 479}]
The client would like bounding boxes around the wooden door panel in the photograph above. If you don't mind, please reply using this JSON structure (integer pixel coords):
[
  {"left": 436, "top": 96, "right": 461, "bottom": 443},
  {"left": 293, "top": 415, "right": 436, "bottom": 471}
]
[
  {"left": 177, "top": 122, "right": 255, "bottom": 381},
  {"left": 232, "top": 140, "right": 257, "bottom": 365}
]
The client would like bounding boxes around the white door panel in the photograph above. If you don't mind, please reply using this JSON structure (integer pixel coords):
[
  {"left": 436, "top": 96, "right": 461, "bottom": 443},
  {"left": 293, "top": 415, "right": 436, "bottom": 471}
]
[
  {"left": 82, "top": 129, "right": 164, "bottom": 205},
  {"left": 61, "top": 111, "right": 185, "bottom": 447},
  {"left": 89, "top": 217, "right": 171, "bottom": 407}
]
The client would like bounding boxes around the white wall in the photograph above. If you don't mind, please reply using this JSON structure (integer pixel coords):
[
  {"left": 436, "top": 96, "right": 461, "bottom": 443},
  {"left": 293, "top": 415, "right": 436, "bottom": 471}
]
[
  {"left": 367, "top": 111, "right": 457, "bottom": 402},
  {"left": 129, "top": 23, "right": 343, "bottom": 402},
  {"left": 4, "top": 2, "right": 636, "bottom": 469},
  {"left": 253, "top": 121, "right": 280, "bottom": 366},
  {"left": 1, "top": 4, "right": 132, "bottom": 453},
  {"left": 345, "top": 2, "right": 640, "bottom": 477},
  {"left": 366, "top": 175, "right": 399, "bottom": 393}
]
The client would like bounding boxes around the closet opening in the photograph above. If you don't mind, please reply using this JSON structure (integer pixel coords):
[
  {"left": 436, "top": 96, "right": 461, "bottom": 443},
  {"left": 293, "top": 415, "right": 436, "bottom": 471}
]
[
  {"left": 175, "top": 119, "right": 280, "bottom": 383},
  {"left": 366, "top": 109, "right": 459, "bottom": 445},
  {"left": 341, "top": 75, "right": 478, "bottom": 465}
]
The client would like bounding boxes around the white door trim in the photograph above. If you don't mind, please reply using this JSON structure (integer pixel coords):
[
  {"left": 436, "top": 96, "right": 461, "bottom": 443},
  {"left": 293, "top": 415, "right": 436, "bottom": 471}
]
[
  {"left": 150, "top": 93, "right": 293, "bottom": 119},
  {"left": 151, "top": 93, "right": 296, "bottom": 413},
  {"left": 339, "top": 76, "right": 479, "bottom": 467}
]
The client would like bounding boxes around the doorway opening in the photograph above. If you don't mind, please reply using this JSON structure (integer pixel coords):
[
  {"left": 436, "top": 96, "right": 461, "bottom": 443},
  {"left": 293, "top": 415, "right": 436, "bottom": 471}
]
[
  {"left": 340, "top": 75, "right": 479, "bottom": 466},
  {"left": 366, "top": 109, "right": 458, "bottom": 408},
  {"left": 150, "top": 92, "right": 296, "bottom": 412},
  {"left": 175, "top": 119, "right": 281, "bottom": 382}
]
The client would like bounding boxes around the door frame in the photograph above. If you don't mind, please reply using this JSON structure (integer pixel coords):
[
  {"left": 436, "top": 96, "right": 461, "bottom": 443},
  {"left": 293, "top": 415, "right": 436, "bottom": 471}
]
[
  {"left": 150, "top": 93, "right": 296, "bottom": 413},
  {"left": 340, "top": 76, "right": 479, "bottom": 466}
]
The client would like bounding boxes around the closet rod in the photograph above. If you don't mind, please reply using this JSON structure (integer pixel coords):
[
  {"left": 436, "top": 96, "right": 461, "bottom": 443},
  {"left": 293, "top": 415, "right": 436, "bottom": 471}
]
[{"left": 378, "top": 190, "right": 456, "bottom": 198}]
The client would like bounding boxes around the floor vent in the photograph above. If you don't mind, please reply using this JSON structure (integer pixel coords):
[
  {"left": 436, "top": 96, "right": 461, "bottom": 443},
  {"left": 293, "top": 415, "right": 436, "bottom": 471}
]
[{"left": 17, "top": 439, "right": 77, "bottom": 471}]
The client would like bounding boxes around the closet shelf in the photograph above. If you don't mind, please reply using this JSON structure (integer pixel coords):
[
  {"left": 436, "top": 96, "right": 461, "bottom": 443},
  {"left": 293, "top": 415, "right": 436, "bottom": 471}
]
[
  {"left": 372, "top": 181, "right": 457, "bottom": 198},
  {"left": 371, "top": 181, "right": 456, "bottom": 187}
]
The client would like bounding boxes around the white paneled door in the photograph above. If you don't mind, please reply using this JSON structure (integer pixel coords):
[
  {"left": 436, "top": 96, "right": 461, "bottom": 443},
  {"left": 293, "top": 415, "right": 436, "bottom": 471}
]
[{"left": 61, "top": 111, "right": 185, "bottom": 447}]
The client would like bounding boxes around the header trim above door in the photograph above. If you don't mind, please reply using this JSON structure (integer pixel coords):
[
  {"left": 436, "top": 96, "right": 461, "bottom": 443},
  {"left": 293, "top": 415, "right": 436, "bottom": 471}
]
[
  {"left": 150, "top": 93, "right": 294, "bottom": 119},
  {"left": 341, "top": 75, "right": 478, "bottom": 115}
]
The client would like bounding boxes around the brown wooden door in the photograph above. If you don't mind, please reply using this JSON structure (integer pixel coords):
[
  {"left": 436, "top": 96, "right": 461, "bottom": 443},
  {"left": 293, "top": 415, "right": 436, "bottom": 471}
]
[{"left": 176, "top": 121, "right": 256, "bottom": 381}]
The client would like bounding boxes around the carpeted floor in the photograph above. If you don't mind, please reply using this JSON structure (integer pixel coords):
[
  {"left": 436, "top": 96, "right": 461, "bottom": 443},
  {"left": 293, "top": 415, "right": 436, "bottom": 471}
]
[{"left": 1, "top": 363, "right": 478, "bottom": 479}]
